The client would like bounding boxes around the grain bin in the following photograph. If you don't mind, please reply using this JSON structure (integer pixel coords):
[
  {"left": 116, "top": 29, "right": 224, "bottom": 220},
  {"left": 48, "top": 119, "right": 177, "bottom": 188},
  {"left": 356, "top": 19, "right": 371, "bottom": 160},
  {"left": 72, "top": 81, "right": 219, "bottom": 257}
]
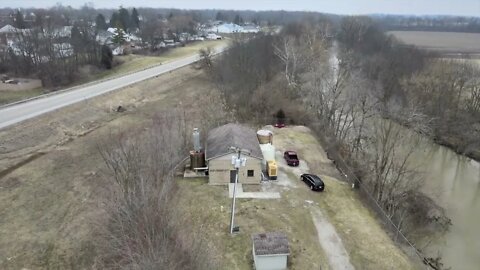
[
  {"left": 260, "top": 143, "right": 276, "bottom": 162},
  {"left": 257, "top": 130, "right": 273, "bottom": 144},
  {"left": 190, "top": 150, "right": 206, "bottom": 170}
]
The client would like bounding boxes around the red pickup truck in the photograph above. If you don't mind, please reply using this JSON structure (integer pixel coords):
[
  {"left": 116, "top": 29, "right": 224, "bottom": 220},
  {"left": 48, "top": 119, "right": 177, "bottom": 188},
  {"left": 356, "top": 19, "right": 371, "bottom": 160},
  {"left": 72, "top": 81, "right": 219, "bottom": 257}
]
[{"left": 284, "top": 151, "right": 299, "bottom": 166}]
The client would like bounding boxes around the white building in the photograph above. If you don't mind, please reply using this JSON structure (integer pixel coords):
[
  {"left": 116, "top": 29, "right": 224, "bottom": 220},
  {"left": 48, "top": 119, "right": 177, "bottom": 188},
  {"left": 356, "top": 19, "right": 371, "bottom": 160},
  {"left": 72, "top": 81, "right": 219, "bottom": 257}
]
[
  {"left": 208, "top": 23, "right": 243, "bottom": 33},
  {"left": 252, "top": 232, "right": 290, "bottom": 270},
  {"left": 206, "top": 33, "right": 222, "bottom": 40},
  {"left": 242, "top": 25, "right": 260, "bottom": 33}
]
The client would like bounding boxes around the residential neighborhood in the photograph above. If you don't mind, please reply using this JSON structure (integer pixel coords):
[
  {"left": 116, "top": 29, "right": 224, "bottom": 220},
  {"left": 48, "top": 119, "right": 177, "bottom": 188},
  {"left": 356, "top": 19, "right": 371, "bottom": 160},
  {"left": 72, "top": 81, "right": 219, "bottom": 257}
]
[{"left": 0, "top": 7, "right": 263, "bottom": 90}]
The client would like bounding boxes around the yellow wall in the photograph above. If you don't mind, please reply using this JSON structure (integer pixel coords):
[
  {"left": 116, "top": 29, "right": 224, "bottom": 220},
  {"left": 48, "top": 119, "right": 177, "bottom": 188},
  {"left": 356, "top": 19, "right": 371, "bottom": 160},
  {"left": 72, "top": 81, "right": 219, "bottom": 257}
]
[{"left": 208, "top": 154, "right": 262, "bottom": 185}]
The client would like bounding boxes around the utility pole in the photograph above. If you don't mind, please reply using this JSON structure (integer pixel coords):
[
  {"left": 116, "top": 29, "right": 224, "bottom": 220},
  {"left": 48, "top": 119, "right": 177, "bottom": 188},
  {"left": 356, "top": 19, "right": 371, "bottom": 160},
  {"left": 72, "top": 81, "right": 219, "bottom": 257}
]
[{"left": 229, "top": 146, "right": 249, "bottom": 234}]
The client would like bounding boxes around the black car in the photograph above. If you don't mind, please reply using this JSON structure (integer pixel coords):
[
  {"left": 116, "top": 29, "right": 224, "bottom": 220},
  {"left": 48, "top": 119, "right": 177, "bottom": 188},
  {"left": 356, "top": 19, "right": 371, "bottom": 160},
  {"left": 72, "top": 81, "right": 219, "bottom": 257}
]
[{"left": 300, "top": 174, "right": 325, "bottom": 191}]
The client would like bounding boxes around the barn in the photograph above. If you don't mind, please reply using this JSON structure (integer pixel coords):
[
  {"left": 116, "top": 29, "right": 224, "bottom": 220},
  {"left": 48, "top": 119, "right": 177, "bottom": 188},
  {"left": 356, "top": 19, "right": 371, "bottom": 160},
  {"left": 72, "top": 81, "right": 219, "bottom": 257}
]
[{"left": 206, "top": 124, "right": 263, "bottom": 185}]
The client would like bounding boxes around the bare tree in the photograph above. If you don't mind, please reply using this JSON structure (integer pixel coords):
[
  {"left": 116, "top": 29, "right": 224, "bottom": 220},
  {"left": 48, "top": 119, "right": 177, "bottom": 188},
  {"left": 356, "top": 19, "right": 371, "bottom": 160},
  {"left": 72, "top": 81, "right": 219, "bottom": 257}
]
[
  {"left": 273, "top": 36, "right": 309, "bottom": 87},
  {"left": 96, "top": 110, "right": 219, "bottom": 270}
]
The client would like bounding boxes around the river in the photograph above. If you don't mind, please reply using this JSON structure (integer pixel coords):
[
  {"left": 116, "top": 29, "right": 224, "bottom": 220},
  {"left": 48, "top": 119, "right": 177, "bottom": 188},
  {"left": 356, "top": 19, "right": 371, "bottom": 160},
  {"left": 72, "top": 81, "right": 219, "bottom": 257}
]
[
  {"left": 329, "top": 41, "right": 480, "bottom": 269},
  {"left": 413, "top": 137, "right": 480, "bottom": 269}
]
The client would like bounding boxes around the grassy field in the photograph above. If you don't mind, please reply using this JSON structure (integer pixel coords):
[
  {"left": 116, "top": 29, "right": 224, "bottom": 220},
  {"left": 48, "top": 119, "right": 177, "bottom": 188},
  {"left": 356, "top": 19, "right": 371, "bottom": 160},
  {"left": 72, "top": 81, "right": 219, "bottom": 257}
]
[
  {"left": 0, "top": 65, "right": 417, "bottom": 269},
  {"left": 389, "top": 31, "right": 480, "bottom": 54},
  {"left": 0, "top": 66, "right": 211, "bottom": 269},
  {"left": 0, "top": 40, "right": 227, "bottom": 105}
]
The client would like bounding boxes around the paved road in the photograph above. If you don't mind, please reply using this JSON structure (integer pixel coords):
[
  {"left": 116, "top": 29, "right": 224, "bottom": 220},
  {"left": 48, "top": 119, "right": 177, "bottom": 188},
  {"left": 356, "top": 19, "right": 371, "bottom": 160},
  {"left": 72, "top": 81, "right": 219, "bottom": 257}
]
[{"left": 0, "top": 46, "right": 225, "bottom": 130}]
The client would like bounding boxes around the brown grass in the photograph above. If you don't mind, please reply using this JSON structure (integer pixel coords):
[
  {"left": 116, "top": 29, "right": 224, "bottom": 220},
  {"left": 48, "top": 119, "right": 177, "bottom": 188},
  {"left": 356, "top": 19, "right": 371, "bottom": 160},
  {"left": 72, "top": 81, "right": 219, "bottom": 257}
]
[
  {"left": 0, "top": 65, "right": 416, "bottom": 269},
  {"left": 176, "top": 178, "right": 328, "bottom": 270},
  {"left": 175, "top": 126, "right": 418, "bottom": 270},
  {"left": 389, "top": 31, "right": 480, "bottom": 54},
  {"left": 0, "top": 66, "right": 213, "bottom": 269}
]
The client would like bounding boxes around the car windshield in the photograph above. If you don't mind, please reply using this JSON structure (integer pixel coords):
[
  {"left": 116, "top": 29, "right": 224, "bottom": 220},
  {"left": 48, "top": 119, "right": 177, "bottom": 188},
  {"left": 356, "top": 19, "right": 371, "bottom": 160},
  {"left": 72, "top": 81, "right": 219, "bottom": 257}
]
[{"left": 288, "top": 154, "right": 298, "bottom": 159}]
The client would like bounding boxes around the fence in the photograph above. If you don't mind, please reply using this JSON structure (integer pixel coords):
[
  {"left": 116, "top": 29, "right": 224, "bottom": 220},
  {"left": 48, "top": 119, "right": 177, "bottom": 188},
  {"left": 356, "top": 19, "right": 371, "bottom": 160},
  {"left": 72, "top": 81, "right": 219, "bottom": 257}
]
[{"left": 308, "top": 123, "right": 439, "bottom": 270}]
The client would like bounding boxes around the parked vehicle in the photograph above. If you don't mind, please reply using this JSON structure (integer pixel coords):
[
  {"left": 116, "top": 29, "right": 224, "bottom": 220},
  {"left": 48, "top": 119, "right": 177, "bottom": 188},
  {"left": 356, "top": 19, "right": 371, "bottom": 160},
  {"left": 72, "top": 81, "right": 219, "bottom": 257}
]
[
  {"left": 284, "top": 151, "right": 299, "bottom": 166},
  {"left": 300, "top": 174, "right": 325, "bottom": 191}
]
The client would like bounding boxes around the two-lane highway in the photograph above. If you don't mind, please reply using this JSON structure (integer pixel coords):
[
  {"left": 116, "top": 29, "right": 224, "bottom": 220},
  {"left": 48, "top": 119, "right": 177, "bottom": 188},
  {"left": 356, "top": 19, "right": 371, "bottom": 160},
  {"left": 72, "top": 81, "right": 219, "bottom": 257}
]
[{"left": 0, "top": 45, "right": 224, "bottom": 130}]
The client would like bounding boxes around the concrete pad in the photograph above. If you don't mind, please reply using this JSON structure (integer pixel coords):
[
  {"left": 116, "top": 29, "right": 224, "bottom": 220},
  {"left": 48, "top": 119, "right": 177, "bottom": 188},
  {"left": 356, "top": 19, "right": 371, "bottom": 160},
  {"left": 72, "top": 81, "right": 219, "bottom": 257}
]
[
  {"left": 228, "top": 183, "right": 280, "bottom": 199},
  {"left": 239, "top": 192, "right": 281, "bottom": 199},
  {"left": 183, "top": 168, "right": 207, "bottom": 178}
]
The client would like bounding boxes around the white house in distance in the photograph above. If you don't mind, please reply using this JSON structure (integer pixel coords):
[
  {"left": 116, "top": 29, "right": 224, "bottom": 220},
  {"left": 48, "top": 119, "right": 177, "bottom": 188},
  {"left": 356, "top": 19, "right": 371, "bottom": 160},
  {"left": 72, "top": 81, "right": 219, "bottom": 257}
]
[
  {"left": 205, "top": 123, "right": 263, "bottom": 185},
  {"left": 207, "top": 22, "right": 260, "bottom": 34},
  {"left": 208, "top": 23, "right": 243, "bottom": 33},
  {"left": 252, "top": 232, "right": 290, "bottom": 270}
]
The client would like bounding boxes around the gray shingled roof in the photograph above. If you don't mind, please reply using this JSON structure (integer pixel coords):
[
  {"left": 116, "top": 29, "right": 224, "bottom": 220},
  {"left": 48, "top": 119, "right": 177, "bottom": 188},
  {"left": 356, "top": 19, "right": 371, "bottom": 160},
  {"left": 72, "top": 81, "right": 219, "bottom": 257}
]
[
  {"left": 252, "top": 232, "right": 290, "bottom": 256},
  {"left": 206, "top": 123, "right": 263, "bottom": 160}
]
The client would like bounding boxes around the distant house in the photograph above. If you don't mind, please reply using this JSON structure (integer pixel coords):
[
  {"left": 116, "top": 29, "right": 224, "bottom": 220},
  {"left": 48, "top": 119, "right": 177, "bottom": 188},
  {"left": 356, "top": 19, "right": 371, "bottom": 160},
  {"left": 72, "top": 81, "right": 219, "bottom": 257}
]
[
  {"left": 252, "top": 232, "right": 290, "bottom": 270},
  {"left": 242, "top": 25, "right": 260, "bottom": 33},
  {"left": 52, "top": 42, "right": 73, "bottom": 57},
  {"left": 96, "top": 30, "right": 114, "bottom": 45},
  {"left": 49, "top": 26, "right": 73, "bottom": 38},
  {"left": 206, "top": 123, "right": 263, "bottom": 185},
  {"left": 107, "top": 27, "right": 140, "bottom": 43},
  {"left": 0, "top": 24, "right": 18, "bottom": 45},
  {"left": 206, "top": 33, "right": 222, "bottom": 40},
  {"left": 208, "top": 23, "right": 243, "bottom": 33}
]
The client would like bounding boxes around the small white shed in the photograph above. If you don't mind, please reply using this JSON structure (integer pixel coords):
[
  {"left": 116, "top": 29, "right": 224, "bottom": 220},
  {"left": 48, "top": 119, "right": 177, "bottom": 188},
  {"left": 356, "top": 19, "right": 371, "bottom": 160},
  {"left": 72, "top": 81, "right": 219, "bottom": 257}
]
[{"left": 252, "top": 232, "right": 290, "bottom": 270}]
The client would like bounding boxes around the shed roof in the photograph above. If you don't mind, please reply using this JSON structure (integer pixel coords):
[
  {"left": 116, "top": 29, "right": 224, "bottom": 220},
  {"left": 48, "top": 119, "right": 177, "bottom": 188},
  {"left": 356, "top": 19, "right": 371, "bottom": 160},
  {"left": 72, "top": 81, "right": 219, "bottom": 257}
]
[
  {"left": 252, "top": 232, "right": 290, "bottom": 256},
  {"left": 206, "top": 123, "right": 263, "bottom": 160}
]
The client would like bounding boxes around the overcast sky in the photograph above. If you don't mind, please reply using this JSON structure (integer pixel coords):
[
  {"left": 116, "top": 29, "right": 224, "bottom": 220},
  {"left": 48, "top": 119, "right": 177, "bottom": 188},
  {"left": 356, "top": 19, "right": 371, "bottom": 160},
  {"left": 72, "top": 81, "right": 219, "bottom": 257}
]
[{"left": 2, "top": 0, "right": 480, "bottom": 17}]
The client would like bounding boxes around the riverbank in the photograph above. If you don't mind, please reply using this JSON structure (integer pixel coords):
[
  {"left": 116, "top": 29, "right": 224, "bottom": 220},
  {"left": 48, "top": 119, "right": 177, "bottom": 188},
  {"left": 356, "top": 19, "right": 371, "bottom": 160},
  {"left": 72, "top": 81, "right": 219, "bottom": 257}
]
[
  {"left": 387, "top": 115, "right": 480, "bottom": 162},
  {"left": 433, "top": 134, "right": 480, "bottom": 162}
]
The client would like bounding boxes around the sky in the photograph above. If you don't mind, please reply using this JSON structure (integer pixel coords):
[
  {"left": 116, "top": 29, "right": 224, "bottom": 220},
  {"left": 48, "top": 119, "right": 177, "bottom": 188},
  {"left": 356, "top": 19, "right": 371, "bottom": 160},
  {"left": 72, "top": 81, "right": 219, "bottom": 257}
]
[{"left": 2, "top": 0, "right": 480, "bottom": 17}]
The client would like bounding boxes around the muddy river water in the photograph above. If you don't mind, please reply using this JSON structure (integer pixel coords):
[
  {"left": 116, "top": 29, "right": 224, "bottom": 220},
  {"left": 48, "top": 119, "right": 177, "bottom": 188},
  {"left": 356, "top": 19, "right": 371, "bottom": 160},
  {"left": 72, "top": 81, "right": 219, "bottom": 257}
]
[
  {"left": 412, "top": 135, "right": 480, "bottom": 269},
  {"left": 330, "top": 41, "right": 480, "bottom": 269}
]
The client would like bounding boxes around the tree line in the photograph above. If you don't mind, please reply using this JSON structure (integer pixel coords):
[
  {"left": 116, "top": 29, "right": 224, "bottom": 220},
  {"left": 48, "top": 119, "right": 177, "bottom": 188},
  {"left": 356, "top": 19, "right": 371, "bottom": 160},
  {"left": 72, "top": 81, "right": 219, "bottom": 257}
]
[
  {"left": 338, "top": 16, "right": 480, "bottom": 161},
  {"left": 373, "top": 14, "right": 480, "bottom": 33}
]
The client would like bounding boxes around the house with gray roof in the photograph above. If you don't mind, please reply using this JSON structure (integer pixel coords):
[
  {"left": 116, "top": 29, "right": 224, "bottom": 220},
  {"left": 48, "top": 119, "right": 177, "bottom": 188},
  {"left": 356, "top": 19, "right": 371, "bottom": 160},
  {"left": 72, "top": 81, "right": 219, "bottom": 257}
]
[
  {"left": 206, "top": 123, "right": 263, "bottom": 185},
  {"left": 252, "top": 232, "right": 290, "bottom": 270}
]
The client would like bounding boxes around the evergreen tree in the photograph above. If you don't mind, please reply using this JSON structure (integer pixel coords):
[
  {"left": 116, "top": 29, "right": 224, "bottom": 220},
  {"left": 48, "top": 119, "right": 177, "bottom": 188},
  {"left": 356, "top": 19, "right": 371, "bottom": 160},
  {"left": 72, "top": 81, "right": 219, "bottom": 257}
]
[
  {"left": 95, "top": 14, "right": 108, "bottom": 31},
  {"left": 101, "top": 45, "right": 113, "bottom": 69},
  {"left": 70, "top": 26, "right": 83, "bottom": 53},
  {"left": 118, "top": 7, "right": 130, "bottom": 32},
  {"left": 14, "top": 10, "right": 26, "bottom": 29},
  {"left": 110, "top": 12, "right": 120, "bottom": 28},
  {"left": 130, "top": 8, "right": 140, "bottom": 30},
  {"left": 112, "top": 27, "right": 126, "bottom": 45},
  {"left": 215, "top": 11, "right": 225, "bottom": 21},
  {"left": 234, "top": 14, "right": 243, "bottom": 25}
]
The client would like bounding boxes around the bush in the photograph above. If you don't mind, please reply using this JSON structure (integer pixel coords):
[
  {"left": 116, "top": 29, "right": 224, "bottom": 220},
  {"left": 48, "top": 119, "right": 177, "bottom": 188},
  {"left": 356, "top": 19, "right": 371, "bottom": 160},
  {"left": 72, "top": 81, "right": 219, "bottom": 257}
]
[
  {"left": 96, "top": 111, "right": 219, "bottom": 270},
  {"left": 101, "top": 45, "right": 113, "bottom": 69}
]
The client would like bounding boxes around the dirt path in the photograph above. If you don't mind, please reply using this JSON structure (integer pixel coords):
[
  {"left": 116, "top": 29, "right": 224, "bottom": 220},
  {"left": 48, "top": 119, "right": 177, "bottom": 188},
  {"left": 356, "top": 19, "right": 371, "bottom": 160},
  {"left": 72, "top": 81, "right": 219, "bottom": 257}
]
[
  {"left": 267, "top": 126, "right": 415, "bottom": 269},
  {"left": 311, "top": 209, "right": 355, "bottom": 270},
  {"left": 274, "top": 132, "right": 355, "bottom": 269}
]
